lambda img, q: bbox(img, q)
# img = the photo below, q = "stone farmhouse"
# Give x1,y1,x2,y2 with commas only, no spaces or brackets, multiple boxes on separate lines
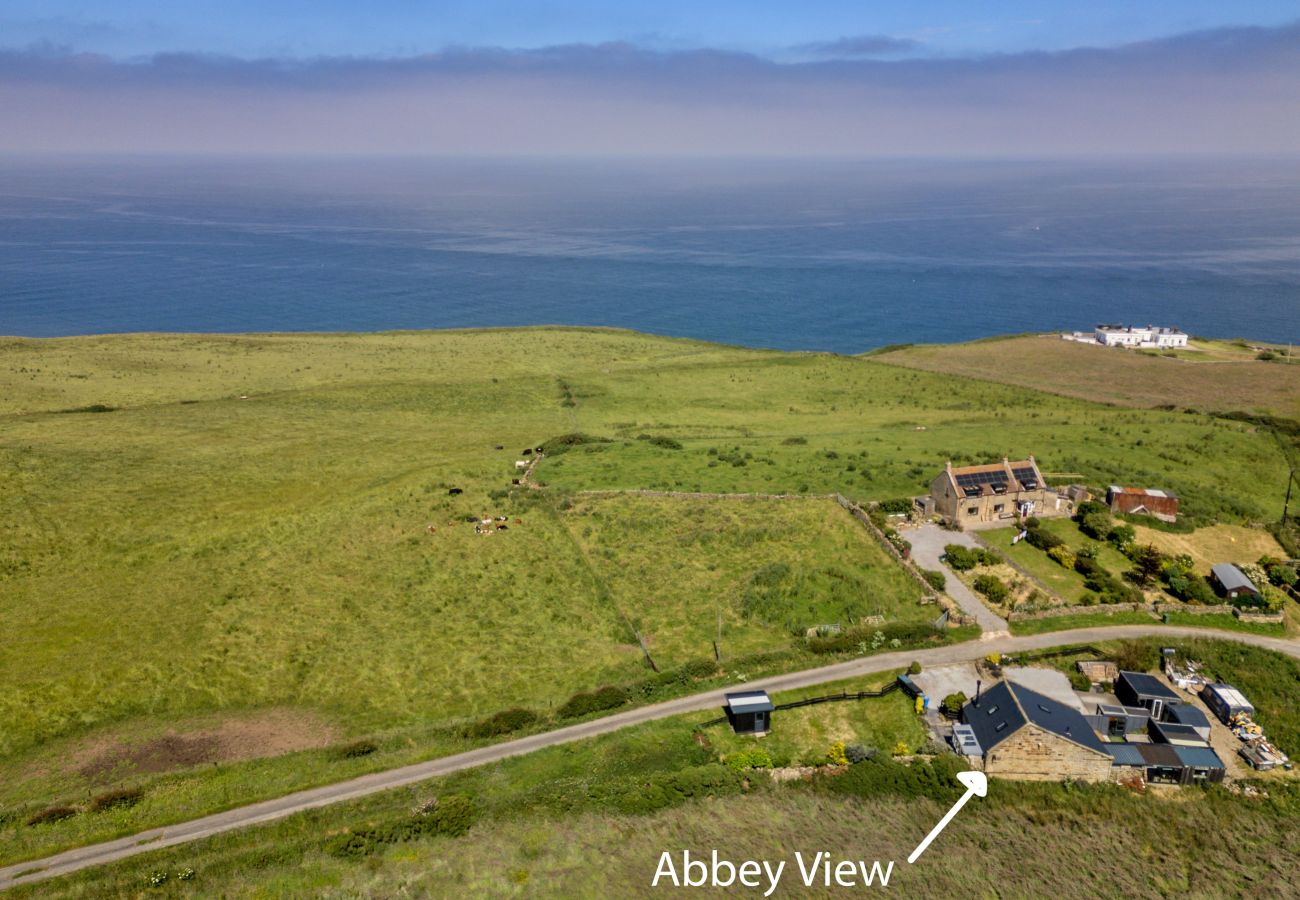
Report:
920,456,1066,527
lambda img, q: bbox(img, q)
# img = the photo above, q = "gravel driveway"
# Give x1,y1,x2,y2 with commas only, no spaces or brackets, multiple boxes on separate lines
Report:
906,522,1010,636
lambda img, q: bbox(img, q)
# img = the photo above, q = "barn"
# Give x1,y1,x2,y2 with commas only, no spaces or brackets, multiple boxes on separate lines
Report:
1210,564,1260,601
1106,486,1179,522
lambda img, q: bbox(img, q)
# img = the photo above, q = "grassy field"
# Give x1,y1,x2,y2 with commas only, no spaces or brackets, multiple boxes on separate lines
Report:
873,334,1300,418
10,639,1300,899
1132,523,1287,574
1,326,1295,878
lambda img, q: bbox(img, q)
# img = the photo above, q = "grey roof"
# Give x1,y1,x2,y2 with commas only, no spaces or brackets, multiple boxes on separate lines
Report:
1117,671,1180,702
1104,744,1147,767
1164,704,1210,729
1149,721,1208,745
1137,743,1183,767
1201,683,1253,713
725,690,773,713
963,681,1109,757
1211,563,1258,594
1171,745,1226,770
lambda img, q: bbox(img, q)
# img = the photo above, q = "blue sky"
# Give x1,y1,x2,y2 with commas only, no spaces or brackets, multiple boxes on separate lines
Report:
2,4,1298,156
4,1,1298,59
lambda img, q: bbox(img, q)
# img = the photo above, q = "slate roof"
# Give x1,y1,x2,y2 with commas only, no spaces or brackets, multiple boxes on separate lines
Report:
963,680,1109,757
1171,745,1226,770
1104,744,1147,767
1164,704,1210,730
1149,721,1208,746
1117,671,1181,702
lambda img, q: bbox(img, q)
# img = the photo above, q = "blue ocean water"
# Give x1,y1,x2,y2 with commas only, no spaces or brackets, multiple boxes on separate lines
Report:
1,157,1298,352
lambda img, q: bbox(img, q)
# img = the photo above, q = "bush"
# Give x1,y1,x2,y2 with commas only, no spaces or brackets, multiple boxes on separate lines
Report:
941,692,967,716
557,685,630,719
637,434,683,450
828,741,849,766
825,754,963,803
942,544,995,571
540,433,612,456
781,436,807,445
463,708,539,739
878,498,914,515
1047,544,1076,569
324,795,478,858
1026,527,1064,551
1107,524,1136,549
921,569,946,591
26,805,77,826
723,748,774,771
908,660,923,675
972,574,1009,604
845,743,877,764
89,787,143,813
334,740,378,760
1078,510,1113,540
1266,564,1297,588
1113,640,1160,674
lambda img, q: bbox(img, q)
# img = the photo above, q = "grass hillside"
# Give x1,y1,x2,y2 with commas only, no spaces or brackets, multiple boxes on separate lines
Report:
12,639,1300,899
1,327,1294,869
873,334,1300,419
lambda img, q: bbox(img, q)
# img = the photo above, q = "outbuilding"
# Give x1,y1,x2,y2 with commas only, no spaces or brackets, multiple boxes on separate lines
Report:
1106,486,1179,522
724,690,774,735
1210,564,1259,600
1138,743,1225,785
1149,721,1208,748
1163,703,1212,740
1115,672,1181,719
1200,683,1254,724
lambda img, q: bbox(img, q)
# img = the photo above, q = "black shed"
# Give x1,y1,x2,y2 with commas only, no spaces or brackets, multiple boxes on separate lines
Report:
1115,671,1181,718
724,690,774,735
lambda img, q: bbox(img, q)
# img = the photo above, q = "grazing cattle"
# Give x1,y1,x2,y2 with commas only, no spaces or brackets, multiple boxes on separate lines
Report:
522,448,533,456
498,524,509,530
494,445,504,450
534,446,544,453
512,478,520,485
448,487,463,495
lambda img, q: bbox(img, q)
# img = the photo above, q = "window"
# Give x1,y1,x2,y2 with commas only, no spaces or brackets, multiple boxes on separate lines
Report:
966,506,978,516
993,503,1005,513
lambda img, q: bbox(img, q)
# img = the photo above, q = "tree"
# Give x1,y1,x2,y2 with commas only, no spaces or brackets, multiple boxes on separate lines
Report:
941,692,967,716
1128,544,1165,586
1107,524,1136,549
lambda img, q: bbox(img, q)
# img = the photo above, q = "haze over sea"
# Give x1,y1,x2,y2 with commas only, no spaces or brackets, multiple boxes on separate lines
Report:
2,157,1298,352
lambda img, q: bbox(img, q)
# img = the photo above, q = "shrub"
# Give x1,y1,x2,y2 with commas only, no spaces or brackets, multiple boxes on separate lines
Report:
1113,640,1160,673
1107,524,1136,549
921,569,946,591
557,685,629,719
1078,510,1113,540
1026,527,1064,551
878,498,914,515
941,692,967,716
908,660,923,675
324,795,478,858
673,657,720,682
825,754,963,803
334,740,378,760
828,741,849,766
89,787,143,813
1266,564,1297,588
781,436,807,445
845,743,876,764
637,434,683,450
724,748,774,771
973,574,1009,604
26,805,77,826
539,433,612,456
942,544,994,571
463,707,539,739
1047,544,1076,569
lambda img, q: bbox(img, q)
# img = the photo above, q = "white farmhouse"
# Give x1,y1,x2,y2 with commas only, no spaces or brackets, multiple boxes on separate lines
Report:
1093,324,1188,349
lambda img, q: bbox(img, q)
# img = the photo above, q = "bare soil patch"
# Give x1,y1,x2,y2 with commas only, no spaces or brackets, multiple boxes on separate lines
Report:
71,709,339,782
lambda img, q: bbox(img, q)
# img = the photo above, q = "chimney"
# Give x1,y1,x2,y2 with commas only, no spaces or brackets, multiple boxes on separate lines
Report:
974,680,982,707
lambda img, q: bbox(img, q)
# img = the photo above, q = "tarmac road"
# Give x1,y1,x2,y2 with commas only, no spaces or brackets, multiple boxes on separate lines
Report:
2,624,1297,891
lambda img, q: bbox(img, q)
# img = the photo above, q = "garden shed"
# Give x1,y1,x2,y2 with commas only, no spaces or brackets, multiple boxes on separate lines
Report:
724,690,774,735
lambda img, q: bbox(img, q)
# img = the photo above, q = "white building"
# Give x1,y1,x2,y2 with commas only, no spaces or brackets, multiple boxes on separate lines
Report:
1093,324,1188,349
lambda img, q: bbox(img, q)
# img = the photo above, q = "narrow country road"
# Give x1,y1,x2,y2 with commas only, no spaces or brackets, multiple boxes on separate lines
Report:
906,522,1010,636
2,624,1297,891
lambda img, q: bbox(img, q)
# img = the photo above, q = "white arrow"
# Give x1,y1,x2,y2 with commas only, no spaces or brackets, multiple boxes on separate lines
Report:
907,770,987,864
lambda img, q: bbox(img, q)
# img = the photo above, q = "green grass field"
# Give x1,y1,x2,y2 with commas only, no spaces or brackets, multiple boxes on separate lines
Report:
10,639,1300,899
982,518,1136,606
1,327,1296,881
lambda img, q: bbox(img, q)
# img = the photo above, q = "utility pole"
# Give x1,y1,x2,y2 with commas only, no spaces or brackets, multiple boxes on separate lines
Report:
1284,466,1296,526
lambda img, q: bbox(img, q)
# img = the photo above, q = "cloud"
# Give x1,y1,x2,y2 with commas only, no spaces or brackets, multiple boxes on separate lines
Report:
791,34,918,58
0,23,1297,156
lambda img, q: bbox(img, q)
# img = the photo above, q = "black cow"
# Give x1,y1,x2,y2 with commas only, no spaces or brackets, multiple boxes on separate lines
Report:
448,487,463,495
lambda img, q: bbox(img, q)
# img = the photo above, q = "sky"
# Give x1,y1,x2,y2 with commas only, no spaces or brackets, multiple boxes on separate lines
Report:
2,2,1299,156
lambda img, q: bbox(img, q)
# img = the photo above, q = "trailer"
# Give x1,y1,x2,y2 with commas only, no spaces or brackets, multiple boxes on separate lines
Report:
1199,683,1254,725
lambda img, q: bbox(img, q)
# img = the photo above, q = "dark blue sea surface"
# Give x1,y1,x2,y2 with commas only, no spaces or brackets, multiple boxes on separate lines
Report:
1,157,1297,351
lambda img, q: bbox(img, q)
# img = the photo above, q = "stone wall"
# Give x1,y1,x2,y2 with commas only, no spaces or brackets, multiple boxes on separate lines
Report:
984,725,1113,782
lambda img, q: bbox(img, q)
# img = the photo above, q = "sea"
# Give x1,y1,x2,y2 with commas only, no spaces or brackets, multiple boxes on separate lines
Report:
2,156,1298,352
